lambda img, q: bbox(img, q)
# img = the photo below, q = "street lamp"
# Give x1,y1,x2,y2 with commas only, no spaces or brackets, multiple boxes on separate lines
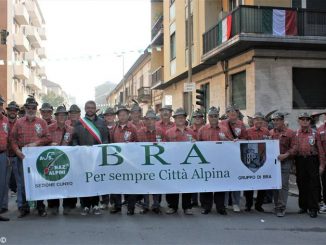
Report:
115,52,126,104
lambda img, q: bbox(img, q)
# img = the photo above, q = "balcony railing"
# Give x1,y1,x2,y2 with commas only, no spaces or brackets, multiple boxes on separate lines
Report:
14,4,29,25
13,64,30,80
151,15,163,45
151,66,164,88
13,33,30,52
203,5,326,55
137,87,151,102
27,73,42,90
24,26,42,48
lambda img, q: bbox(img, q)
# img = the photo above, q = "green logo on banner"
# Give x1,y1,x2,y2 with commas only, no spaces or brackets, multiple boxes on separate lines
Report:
36,149,70,181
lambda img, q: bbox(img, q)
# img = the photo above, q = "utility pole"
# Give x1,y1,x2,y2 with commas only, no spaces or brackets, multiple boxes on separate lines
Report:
186,0,193,115
117,53,126,104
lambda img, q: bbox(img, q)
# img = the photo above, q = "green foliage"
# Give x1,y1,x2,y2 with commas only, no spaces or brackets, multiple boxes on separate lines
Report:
41,91,64,107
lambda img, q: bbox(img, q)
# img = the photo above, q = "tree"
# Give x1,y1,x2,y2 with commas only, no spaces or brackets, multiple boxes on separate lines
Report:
41,91,65,107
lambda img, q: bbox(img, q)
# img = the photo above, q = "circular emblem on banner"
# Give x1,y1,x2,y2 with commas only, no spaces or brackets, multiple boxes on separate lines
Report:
36,149,70,181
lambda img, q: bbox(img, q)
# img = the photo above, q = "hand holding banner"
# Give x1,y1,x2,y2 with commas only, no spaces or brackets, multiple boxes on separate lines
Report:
23,140,281,201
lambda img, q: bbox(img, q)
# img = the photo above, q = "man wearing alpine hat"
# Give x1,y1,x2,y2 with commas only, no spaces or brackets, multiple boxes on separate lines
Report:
165,107,196,215
270,112,295,217
48,105,74,215
198,106,231,215
10,96,52,218
156,105,175,134
293,112,325,218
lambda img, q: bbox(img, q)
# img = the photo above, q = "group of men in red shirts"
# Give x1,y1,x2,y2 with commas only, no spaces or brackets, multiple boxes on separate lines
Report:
0,95,325,221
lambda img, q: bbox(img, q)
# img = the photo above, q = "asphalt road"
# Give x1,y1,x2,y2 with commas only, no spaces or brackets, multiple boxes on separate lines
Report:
0,194,325,245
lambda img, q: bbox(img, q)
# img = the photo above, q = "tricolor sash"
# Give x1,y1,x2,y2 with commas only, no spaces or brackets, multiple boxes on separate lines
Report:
79,117,102,144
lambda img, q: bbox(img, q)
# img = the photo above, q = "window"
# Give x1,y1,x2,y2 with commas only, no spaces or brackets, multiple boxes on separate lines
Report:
139,75,144,88
229,0,238,11
125,88,129,99
119,92,123,104
231,71,246,110
169,0,176,21
292,0,302,8
307,0,326,10
293,68,326,109
170,32,176,60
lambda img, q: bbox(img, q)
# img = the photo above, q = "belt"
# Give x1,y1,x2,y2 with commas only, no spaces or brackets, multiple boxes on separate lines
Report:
0,150,7,154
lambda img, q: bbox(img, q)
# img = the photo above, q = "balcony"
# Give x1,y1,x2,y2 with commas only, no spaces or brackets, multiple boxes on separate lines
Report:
137,87,151,103
202,6,326,62
24,51,41,68
151,66,164,89
37,66,46,77
26,73,42,90
37,47,46,59
151,15,163,46
14,4,29,25
13,33,29,52
25,0,43,27
38,27,46,40
13,64,30,80
24,26,42,48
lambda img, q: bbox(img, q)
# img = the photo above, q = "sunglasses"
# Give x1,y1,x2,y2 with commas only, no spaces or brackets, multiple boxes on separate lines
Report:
209,115,219,118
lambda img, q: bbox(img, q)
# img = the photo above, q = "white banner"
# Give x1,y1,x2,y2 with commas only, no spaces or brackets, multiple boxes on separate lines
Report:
23,140,281,201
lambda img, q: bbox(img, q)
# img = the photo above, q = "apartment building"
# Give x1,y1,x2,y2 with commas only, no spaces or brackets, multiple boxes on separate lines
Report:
0,0,47,105
151,0,326,127
41,79,70,107
106,48,152,113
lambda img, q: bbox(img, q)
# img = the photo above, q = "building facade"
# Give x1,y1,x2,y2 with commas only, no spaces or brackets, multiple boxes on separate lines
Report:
150,0,326,127
0,0,47,105
106,48,152,113
41,79,69,107
95,81,115,110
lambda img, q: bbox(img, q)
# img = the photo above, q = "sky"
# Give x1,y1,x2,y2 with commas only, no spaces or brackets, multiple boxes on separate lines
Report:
38,0,151,106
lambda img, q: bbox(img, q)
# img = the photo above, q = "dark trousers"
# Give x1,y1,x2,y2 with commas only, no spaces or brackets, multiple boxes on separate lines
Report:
296,156,320,211
36,200,45,210
81,196,99,208
9,169,17,192
110,194,136,210
166,193,192,210
200,192,225,211
47,198,77,208
244,190,266,209
110,194,121,208
101,195,110,205
48,199,60,208
63,198,77,208
191,193,199,205
126,194,137,210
